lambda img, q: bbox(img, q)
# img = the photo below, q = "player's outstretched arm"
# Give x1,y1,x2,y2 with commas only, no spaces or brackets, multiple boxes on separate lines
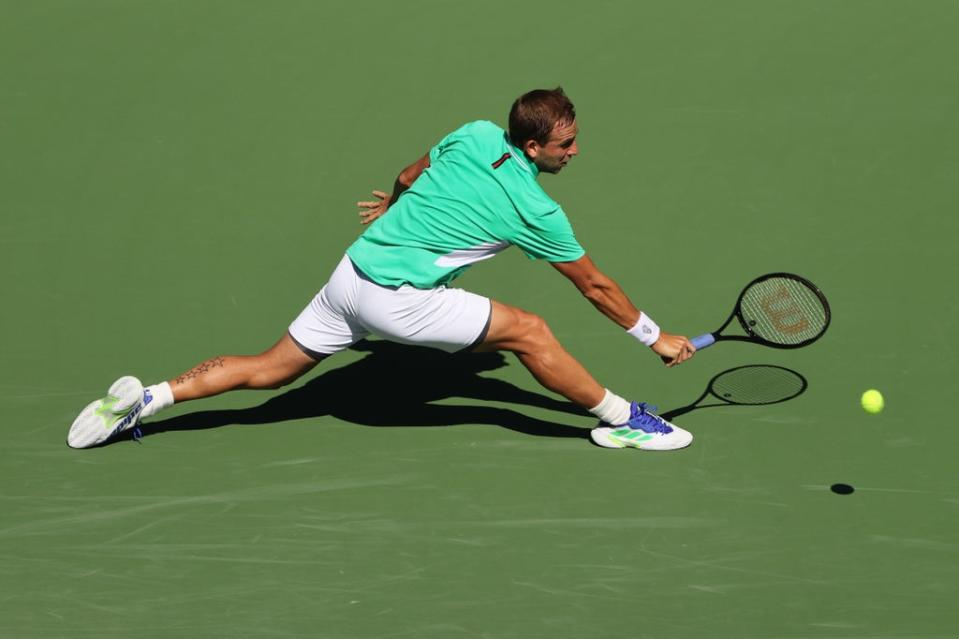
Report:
357,153,431,224
551,255,695,367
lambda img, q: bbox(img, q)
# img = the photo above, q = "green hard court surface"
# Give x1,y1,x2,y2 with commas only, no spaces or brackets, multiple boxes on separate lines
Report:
2,1,957,637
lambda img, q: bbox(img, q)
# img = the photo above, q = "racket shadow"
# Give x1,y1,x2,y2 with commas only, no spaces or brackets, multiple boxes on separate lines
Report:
660,364,808,422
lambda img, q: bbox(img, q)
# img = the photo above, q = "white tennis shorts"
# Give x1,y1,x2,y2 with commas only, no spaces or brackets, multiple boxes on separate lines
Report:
288,255,493,358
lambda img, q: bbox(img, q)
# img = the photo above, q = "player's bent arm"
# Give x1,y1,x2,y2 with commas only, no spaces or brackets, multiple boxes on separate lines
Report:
389,153,431,206
358,153,431,225
551,255,696,366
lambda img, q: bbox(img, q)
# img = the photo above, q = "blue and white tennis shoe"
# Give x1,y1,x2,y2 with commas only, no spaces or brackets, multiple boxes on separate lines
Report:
67,376,150,448
590,402,693,451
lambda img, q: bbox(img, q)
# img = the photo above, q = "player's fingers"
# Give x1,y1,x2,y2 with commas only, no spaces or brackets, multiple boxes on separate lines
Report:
673,341,692,363
372,190,389,199
357,201,377,208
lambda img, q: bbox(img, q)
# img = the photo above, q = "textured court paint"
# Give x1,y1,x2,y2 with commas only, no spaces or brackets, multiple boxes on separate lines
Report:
2,1,958,637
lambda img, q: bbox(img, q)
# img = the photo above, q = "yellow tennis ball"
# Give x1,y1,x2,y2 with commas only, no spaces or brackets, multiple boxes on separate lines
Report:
861,389,884,414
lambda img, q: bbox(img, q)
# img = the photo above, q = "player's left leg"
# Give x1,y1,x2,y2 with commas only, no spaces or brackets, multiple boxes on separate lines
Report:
477,300,693,451
472,300,604,408
345,273,691,450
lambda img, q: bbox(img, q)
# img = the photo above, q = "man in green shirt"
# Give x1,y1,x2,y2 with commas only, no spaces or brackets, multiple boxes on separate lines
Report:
67,88,697,451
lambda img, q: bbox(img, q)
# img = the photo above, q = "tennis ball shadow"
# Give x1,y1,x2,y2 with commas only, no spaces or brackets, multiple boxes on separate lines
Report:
122,339,591,444
830,483,855,495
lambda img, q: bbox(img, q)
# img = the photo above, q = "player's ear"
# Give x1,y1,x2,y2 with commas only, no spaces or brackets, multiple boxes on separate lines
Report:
523,139,540,159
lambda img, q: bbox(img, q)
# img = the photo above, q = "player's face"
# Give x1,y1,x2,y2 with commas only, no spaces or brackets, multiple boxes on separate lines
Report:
526,120,579,174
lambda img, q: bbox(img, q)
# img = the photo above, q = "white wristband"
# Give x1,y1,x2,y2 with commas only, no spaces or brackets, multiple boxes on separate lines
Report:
627,312,661,347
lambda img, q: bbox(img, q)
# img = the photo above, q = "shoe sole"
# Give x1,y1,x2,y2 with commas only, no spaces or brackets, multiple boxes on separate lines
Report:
590,426,693,451
67,376,144,449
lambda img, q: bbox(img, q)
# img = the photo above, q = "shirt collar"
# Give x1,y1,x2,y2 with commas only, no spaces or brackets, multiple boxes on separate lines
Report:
505,133,539,176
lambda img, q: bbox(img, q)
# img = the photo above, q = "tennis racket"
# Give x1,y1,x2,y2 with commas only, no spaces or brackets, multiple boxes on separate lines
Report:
662,364,808,420
691,273,830,350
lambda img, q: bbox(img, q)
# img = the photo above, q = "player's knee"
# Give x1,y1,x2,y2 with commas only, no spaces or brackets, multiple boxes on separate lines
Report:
517,311,556,349
244,339,318,389
248,367,301,390
260,377,288,391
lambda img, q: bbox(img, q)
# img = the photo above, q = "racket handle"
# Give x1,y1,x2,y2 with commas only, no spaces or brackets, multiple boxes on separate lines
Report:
691,333,716,350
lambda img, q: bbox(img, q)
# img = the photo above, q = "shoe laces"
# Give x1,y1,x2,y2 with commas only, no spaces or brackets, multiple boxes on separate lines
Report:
626,402,673,434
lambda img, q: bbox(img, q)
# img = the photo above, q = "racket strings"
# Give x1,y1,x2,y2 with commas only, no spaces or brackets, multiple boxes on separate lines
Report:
710,365,806,405
739,277,828,346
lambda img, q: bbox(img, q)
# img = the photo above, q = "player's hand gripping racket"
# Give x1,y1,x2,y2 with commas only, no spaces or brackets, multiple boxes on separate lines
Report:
692,273,830,350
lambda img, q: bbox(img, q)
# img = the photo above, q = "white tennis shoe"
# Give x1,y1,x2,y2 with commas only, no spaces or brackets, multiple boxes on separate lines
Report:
590,402,693,451
67,376,149,449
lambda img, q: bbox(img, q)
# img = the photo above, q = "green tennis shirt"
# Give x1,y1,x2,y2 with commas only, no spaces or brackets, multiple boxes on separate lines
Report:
346,120,585,289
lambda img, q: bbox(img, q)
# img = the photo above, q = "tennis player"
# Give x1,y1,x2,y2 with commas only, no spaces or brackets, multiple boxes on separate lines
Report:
67,88,697,451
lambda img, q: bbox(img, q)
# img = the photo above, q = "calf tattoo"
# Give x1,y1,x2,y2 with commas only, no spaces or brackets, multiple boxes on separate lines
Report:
174,356,225,385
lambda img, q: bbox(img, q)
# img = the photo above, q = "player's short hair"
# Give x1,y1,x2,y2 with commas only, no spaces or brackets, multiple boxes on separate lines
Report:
508,87,576,147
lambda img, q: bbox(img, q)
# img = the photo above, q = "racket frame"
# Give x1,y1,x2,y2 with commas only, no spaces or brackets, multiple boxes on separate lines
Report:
696,272,831,349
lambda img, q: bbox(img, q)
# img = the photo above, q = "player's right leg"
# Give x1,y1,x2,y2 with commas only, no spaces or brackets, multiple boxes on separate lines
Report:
476,300,693,451
166,333,322,403
67,256,369,449
67,334,323,449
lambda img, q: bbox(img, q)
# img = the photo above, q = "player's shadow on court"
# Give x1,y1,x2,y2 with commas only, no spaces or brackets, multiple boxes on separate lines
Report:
130,339,591,442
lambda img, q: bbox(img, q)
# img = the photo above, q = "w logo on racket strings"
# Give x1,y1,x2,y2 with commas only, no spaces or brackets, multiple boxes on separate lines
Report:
691,272,829,351
758,285,809,335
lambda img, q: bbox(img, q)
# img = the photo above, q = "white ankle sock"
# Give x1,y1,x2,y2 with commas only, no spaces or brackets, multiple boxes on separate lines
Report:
589,389,632,426
142,382,174,419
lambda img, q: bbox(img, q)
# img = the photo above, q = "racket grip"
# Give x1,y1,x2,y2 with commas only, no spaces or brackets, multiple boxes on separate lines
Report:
691,334,716,350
